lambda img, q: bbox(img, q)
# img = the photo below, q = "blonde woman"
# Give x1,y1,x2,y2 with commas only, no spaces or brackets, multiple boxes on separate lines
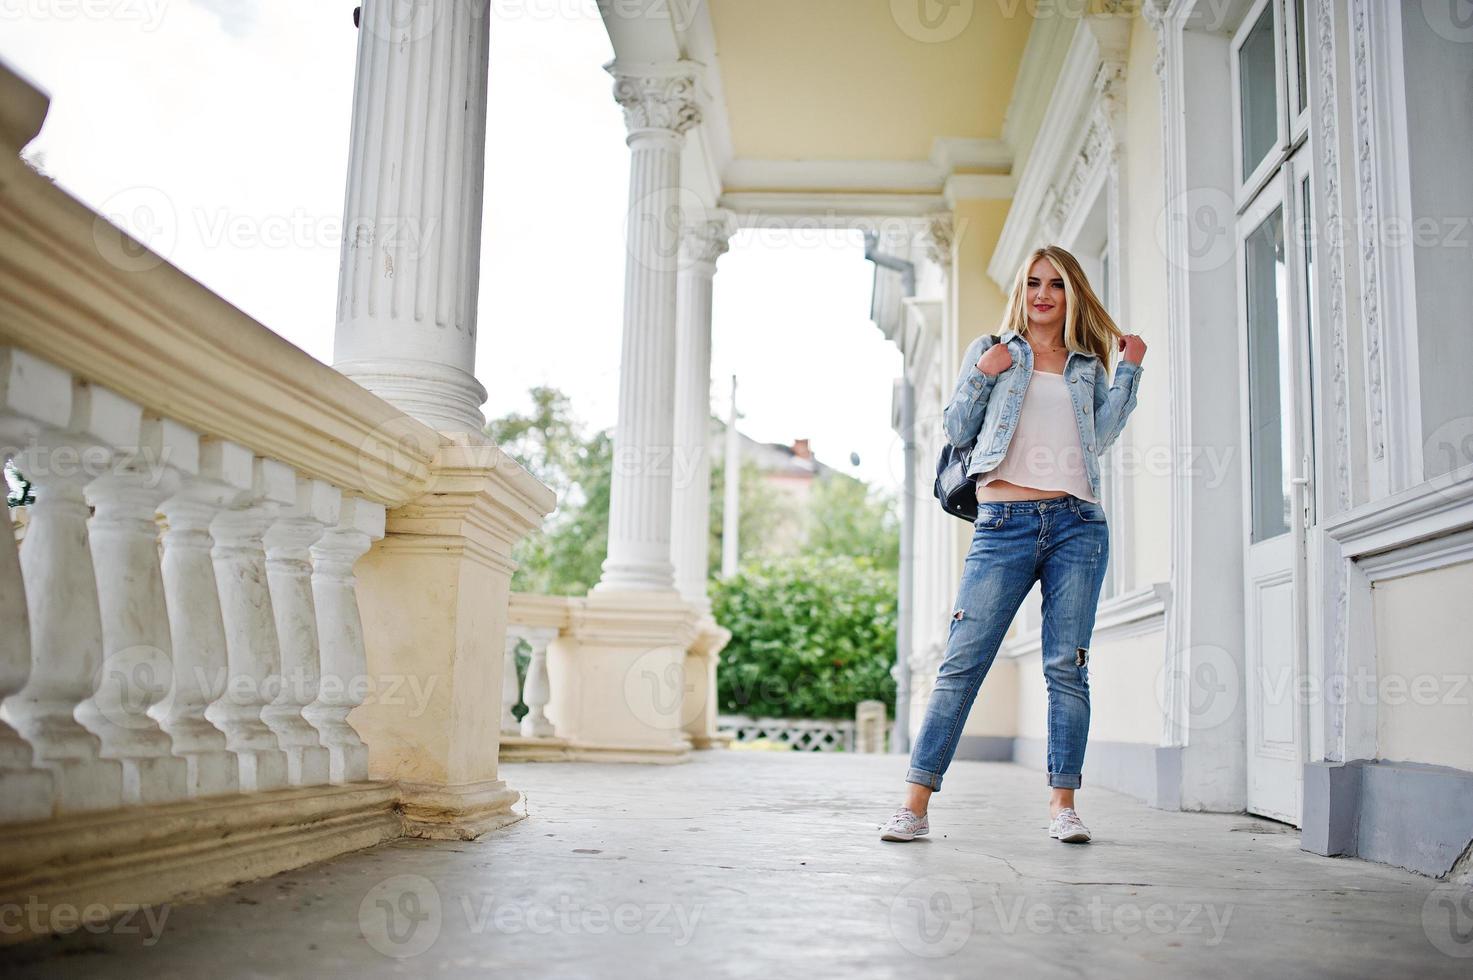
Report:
881,245,1147,845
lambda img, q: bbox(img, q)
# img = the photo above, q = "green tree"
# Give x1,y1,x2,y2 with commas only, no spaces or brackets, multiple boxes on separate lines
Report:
802,473,899,573
710,555,897,719
707,456,801,578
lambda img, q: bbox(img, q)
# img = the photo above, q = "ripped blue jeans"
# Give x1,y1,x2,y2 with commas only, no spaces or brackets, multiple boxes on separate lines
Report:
906,494,1109,791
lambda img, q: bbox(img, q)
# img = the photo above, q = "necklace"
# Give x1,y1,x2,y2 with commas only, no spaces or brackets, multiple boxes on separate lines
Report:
1028,337,1065,353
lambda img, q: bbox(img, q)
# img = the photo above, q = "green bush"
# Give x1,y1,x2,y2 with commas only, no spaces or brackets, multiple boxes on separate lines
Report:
711,555,896,720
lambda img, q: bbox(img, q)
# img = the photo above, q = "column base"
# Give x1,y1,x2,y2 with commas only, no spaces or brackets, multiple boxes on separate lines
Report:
398,778,524,840
547,590,704,756
683,614,731,749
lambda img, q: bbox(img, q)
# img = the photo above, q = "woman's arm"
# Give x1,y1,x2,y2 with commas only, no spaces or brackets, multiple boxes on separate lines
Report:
943,334,1001,448
1093,339,1146,451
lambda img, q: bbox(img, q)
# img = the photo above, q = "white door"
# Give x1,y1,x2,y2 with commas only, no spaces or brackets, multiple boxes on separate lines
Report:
1237,163,1315,826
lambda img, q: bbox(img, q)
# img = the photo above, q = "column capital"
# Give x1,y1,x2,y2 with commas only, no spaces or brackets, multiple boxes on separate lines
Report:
606,60,703,138
679,210,736,271
923,212,954,274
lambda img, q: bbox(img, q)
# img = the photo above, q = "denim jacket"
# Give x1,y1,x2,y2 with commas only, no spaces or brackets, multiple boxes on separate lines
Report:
942,329,1144,502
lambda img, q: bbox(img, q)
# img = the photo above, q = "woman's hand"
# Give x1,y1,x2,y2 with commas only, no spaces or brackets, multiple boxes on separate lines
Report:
977,341,1013,377
1119,334,1147,365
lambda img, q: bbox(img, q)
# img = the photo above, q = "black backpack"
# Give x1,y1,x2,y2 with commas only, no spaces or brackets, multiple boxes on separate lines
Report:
933,334,999,523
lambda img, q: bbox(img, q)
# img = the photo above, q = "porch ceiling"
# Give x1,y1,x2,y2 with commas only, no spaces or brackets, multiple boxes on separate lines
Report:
706,0,1035,164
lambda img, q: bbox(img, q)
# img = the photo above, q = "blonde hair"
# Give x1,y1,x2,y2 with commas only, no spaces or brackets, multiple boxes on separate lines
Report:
1000,245,1122,371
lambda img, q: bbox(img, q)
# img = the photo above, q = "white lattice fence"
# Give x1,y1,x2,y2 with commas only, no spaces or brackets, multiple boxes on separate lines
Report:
717,714,857,752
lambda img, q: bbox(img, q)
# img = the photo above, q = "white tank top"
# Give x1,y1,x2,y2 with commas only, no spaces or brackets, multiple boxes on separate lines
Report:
976,371,1099,503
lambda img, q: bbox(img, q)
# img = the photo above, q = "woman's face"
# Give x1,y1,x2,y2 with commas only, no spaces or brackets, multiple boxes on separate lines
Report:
1025,256,1067,331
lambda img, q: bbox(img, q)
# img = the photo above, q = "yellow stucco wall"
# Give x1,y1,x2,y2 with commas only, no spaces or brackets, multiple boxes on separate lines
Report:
707,0,1033,160
1373,559,1473,772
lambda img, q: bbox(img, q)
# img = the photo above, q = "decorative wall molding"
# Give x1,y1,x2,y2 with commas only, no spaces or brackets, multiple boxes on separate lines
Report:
989,19,1114,289
607,61,703,136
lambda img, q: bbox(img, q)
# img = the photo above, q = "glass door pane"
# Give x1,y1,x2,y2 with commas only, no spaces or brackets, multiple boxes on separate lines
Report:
1239,3,1279,179
1293,0,1309,116
1245,205,1292,543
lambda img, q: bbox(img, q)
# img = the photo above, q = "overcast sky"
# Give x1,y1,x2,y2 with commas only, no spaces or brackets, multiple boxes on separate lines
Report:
0,0,904,490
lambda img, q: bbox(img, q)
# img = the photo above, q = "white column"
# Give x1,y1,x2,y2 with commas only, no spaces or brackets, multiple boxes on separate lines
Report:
331,0,492,436
208,458,295,792
78,414,189,804
304,497,385,784
156,439,254,798
670,212,733,607
595,62,702,593
263,477,340,787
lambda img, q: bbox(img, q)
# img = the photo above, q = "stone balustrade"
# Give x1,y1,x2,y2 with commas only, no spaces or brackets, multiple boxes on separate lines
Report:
0,60,555,943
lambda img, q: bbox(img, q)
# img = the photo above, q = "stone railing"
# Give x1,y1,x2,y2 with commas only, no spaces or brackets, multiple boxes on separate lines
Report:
499,592,733,763
0,62,554,942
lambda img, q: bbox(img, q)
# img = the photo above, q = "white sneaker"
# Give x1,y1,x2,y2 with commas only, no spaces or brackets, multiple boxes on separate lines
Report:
880,806,929,842
1048,807,1091,843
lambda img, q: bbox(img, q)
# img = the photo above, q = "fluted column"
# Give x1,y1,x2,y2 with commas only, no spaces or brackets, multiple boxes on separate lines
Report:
670,213,733,608
208,458,295,792
595,61,702,593
263,478,340,787
303,497,384,784
156,438,254,798
78,415,189,804
332,0,492,436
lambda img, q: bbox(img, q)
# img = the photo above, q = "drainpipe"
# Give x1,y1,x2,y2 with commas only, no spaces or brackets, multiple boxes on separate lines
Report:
863,233,915,755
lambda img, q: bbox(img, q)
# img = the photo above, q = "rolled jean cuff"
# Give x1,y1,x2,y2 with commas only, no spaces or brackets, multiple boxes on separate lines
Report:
906,767,943,791
1048,772,1082,789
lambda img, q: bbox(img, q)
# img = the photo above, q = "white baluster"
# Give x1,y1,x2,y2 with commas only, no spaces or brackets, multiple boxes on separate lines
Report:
501,632,523,736
208,458,294,792
303,497,384,784
0,348,64,820
1,376,125,812
78,412,188,804
520,630,556,739
263,477,339,786
155,437,252,798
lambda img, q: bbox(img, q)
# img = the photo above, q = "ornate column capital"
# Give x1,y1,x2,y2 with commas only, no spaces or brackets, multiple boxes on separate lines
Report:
607,60,703,138
679,210,736,272
923,213,955,274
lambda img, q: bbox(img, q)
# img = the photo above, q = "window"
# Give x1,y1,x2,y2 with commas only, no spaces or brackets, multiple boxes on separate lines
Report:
1232,0,1317,543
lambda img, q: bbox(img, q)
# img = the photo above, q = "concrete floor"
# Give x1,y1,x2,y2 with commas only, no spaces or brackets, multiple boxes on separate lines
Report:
2,751,1469,979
